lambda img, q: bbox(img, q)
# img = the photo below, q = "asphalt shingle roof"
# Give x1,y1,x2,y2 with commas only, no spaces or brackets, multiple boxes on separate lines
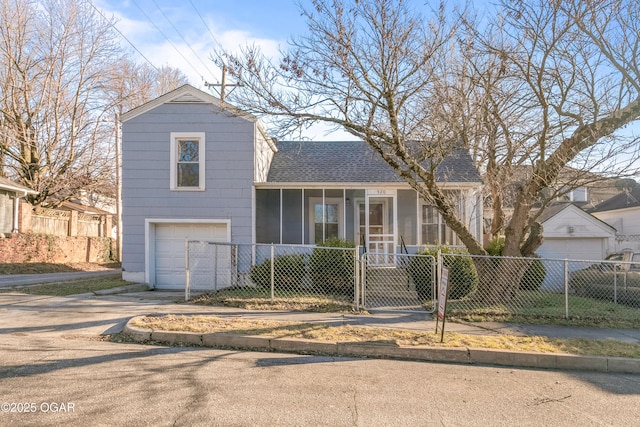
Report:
589,187,640,213
267,140,481,184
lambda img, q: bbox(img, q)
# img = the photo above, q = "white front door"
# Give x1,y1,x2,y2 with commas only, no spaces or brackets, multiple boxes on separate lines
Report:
357,191,396,265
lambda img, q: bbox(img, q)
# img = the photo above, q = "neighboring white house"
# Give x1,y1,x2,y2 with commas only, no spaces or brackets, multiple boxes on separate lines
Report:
0,177,37,236
535,202,617,291
537,203,617,261
590,187,640,252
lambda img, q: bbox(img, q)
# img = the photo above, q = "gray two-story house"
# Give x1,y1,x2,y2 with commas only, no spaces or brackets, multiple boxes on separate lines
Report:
121,85,483,289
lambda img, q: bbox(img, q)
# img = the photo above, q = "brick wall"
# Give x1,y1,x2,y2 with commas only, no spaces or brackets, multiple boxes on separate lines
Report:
0,233,115,263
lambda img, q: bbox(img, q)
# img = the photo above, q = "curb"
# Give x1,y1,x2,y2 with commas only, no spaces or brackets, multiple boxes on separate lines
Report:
122,317,640,374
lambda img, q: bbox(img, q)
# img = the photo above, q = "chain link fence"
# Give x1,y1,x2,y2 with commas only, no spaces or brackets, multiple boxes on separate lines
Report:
186,241,359,306
442,254,640,319
186,242,640,321
361,252,436,312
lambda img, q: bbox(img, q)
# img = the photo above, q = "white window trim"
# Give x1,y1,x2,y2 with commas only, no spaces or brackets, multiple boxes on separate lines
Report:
170,132,206,191
309,197,344,244
418,190,460,246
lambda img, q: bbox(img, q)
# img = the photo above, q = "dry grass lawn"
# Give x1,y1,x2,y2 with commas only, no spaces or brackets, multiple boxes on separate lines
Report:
131,314,640,359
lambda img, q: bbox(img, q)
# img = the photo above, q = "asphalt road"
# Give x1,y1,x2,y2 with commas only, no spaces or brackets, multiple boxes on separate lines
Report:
0,292,639,426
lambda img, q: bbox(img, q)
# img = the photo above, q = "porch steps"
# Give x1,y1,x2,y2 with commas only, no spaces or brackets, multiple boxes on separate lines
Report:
365,267,420,300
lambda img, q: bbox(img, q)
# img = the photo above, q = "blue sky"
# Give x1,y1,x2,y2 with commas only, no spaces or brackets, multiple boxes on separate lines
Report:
95,0,639,152
96,0,312,88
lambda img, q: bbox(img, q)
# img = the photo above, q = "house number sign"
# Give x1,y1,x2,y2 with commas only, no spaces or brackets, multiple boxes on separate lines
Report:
367,189,394,196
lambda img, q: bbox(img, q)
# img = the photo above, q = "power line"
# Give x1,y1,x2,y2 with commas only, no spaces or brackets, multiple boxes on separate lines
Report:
187,1,243,98
188,0,224,51
149,0,217,79
88,0,160,72
130,0,205,81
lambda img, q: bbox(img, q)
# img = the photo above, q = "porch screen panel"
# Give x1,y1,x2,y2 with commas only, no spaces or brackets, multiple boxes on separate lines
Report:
282,189,302,244
255,189,281,243
397,190,417,246
304,190,321,245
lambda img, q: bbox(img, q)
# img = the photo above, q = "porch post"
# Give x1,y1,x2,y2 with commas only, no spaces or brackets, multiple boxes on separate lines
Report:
322,188,326,242
279,188,283,244
343,189,346,240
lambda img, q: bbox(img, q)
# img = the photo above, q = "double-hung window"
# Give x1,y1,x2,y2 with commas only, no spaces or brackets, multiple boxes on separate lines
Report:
309,197,343,244
420,191,463,246
170,132,205,191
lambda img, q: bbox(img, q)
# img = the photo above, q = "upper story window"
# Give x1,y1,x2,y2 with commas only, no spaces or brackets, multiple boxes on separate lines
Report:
170,132,205,191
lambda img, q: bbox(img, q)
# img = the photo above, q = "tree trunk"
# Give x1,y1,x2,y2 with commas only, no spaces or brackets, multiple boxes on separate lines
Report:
472,256,531,305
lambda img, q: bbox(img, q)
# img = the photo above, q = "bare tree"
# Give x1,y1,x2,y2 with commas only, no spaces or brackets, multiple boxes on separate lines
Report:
107,60,189,115
481,0,640,257
0,0,124,205
216,0,640,263
218,0,486,254
0,0,190,207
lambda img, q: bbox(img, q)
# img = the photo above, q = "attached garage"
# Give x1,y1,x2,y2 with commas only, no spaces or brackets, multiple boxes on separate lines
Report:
148,220,230,290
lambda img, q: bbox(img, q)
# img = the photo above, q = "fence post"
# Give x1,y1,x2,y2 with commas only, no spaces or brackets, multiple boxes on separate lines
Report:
354,247,360,311
436,250,442,300
69,210,78,236
233,244,238,286
613,264,618,304
214,244,218,291
185,239,190,302
564,259,569,318
270,243,275,302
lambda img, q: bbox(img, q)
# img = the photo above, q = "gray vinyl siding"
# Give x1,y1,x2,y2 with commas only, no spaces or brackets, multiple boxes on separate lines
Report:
121,102,256,274
398,190,417,246
282,189,303,244
255,189,280,243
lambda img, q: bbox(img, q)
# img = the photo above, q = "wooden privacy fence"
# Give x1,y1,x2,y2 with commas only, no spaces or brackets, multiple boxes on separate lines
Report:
27,206,112,238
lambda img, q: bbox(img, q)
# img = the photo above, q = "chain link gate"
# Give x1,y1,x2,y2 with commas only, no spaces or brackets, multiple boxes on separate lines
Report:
359,252,436,312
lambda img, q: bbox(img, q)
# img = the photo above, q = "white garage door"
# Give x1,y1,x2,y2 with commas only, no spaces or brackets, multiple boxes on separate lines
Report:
154,223,229,289
537,238,606,261
537,238,606,292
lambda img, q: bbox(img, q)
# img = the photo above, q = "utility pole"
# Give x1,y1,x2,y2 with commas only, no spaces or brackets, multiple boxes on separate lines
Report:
205,65,242,101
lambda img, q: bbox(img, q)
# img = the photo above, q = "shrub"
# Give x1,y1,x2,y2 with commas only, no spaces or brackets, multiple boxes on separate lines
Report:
408,246,478,301
310,238,356,296
249,254,306,288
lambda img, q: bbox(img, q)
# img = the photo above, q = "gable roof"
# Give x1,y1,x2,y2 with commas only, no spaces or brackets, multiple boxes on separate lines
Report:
589,187,640,213
120,84,249,122
120,84,273,147
0,177,37,195
538,202,616,232
266,140,482,184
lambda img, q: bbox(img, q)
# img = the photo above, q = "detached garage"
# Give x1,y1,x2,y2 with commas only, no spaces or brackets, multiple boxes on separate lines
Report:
537,203,616,260
148,220,230,290
536,203,616,291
